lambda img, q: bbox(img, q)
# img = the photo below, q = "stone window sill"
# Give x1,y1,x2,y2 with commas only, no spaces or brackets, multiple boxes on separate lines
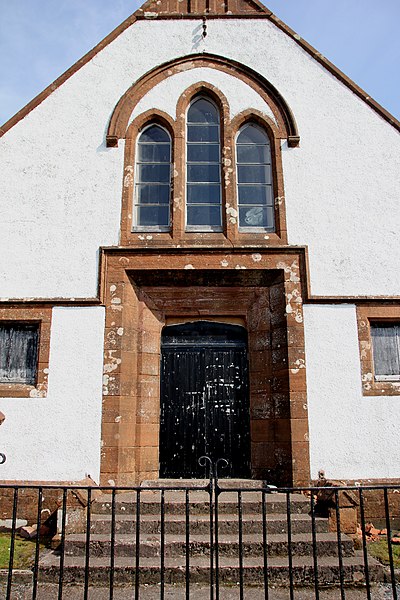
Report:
0,383,44,398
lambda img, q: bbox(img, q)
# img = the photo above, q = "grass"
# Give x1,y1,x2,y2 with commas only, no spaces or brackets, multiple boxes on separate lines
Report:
368,538,400,568
0,533,46,569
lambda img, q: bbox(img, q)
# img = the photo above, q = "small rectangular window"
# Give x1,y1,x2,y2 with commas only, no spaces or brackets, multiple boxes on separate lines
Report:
371,323,400,380
0,323,39,385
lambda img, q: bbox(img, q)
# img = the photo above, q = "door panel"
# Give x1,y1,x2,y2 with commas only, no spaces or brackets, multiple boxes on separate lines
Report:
160,322,251,478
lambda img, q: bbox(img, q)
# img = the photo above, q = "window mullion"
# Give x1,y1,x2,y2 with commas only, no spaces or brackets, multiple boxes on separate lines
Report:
396,326,400,370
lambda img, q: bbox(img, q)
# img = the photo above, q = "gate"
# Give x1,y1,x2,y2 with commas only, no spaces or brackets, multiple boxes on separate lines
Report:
159,321,251,478
0,469,398,599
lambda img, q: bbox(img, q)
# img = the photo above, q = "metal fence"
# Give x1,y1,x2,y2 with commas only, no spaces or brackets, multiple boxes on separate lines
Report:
0,463,399,599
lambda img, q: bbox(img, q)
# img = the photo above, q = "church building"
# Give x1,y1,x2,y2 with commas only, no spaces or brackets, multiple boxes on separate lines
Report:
0,0,399,488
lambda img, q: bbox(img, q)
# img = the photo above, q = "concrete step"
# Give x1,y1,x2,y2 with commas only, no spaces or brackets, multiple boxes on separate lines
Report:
90,512,329,536
141,479,270,489
93,491,310,516
3,582,393,599
64,532,354,558
38,552,388,586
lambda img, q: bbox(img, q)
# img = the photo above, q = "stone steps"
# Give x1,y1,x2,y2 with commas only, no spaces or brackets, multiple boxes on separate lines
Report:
93,491,311,516
38,553,387,586
64,532,353,558
90,512,329,535
37,485,388,588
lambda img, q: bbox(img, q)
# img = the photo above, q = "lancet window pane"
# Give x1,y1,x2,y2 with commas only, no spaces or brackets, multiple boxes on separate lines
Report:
236,123,275,230
134,124,171,230
186,97,222,230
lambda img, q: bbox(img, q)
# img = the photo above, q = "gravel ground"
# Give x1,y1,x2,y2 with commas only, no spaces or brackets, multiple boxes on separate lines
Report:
1,582,400,600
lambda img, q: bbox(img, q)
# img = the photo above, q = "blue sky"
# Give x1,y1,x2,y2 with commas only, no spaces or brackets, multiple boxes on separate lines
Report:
0,0,399,125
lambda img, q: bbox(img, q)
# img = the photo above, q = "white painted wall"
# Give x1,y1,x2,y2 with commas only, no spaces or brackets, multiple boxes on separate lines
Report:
0,307,104,482
0,17,399,481
1,18,399,298
304,304,400,480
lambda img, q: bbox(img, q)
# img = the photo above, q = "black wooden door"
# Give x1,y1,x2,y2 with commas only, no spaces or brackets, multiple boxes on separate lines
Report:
160,322,251,478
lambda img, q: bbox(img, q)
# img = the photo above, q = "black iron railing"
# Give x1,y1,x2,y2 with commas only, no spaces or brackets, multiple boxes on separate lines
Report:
0,464,399,599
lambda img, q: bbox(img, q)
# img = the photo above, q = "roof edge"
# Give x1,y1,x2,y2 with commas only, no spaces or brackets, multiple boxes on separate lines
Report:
0,9,399,139
268,14,400,132
134,0,272,16
0,12,138,138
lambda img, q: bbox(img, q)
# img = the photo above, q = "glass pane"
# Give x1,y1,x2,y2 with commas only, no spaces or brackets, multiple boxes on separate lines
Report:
188,98,219,124
237,124,270,145
137,205,170,227
140,125,170,143
237,144,271,164
187,184,221,204
138,143,170,163
238,165,271,184
188,125,219,143
187,204,222,227
0,324,38,384
138,164,170,183
188,164,220,183
371,325,400,376
239,205,274,228
135,184,170,205
187,144,220,163
238,185,273,205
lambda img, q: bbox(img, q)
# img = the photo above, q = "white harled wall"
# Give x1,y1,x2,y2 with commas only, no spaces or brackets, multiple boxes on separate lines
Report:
1,18,399,299
0,308,105,482
0,16,399,481
303,304,400,480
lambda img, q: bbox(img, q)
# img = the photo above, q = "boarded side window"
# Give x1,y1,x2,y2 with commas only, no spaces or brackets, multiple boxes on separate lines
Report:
0,323,39,385
371,323,400,380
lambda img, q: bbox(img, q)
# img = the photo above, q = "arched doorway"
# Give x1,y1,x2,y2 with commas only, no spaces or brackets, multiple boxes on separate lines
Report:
159,321,251,478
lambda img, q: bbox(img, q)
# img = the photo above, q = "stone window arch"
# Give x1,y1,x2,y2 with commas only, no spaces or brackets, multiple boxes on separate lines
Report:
230,109,287,242
116,57,296,246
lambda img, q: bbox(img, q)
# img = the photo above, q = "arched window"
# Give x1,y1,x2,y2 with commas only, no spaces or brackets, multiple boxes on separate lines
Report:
186,97,222,231
134,124,171,230
236,123,275,231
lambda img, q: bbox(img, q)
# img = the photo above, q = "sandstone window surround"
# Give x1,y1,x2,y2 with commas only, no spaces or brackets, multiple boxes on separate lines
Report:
356,305,400,396
120,82,288,246
0,307,51,398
